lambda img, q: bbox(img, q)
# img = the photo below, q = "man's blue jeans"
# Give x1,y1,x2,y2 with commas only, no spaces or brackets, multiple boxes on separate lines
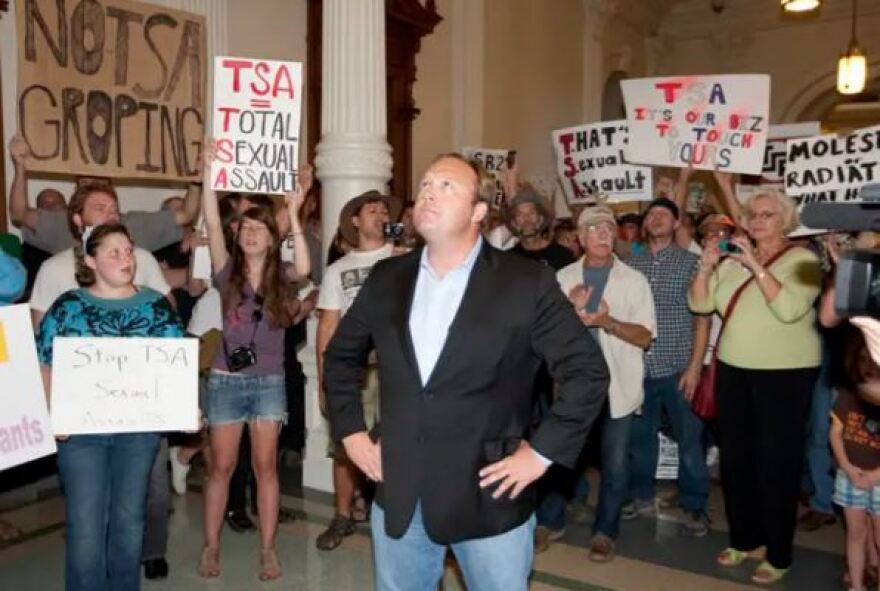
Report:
371,501,535,591
57,433,160,591
593,413,634,538
628,374,709,513
804,345,835,514
535,411,632,538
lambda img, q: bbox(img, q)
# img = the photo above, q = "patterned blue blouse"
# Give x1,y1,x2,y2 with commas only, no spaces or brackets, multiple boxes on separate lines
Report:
37,288,184,365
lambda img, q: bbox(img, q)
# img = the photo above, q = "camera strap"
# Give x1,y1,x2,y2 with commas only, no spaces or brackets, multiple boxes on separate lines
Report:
222,296,264,371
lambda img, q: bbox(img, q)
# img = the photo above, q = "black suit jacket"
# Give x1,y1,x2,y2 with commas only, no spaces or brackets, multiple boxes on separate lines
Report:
324,242,609,544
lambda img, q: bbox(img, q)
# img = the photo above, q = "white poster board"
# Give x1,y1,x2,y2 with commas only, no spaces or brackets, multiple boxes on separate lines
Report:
761,122,822,183
0,305,56,471
462,147,514,208
552,120,652,204
210,57,303,194
622,74,770,174
50,337,199,435
784,125,880,202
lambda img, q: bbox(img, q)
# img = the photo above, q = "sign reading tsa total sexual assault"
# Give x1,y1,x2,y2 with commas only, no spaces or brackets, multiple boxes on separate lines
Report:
784,125,880,206
0,305,56,471
621,75,770,174
552,120,652,204
50,337,199,435
462,147,513,207
211,57,303,194
16,0,206,181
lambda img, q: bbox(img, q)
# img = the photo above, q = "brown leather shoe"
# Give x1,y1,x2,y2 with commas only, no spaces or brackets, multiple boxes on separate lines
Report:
533,526,565,554
588,534,615,563
797,510,835,532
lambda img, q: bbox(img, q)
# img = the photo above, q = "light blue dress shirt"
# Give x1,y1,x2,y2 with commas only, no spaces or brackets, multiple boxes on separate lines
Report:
408,237,483,386
407,237,552,467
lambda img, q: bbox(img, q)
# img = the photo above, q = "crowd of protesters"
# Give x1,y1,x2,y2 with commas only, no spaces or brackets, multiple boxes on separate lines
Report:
3,131,880,591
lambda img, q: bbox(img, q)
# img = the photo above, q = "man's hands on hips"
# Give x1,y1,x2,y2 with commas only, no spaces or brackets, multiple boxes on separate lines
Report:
342,431,383,482
478,441,549,500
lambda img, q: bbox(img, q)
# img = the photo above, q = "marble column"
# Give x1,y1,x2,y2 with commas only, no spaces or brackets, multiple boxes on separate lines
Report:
304,0,393,493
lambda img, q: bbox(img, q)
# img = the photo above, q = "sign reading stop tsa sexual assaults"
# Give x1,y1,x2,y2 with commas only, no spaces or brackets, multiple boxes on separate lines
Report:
621,75,770,175
211,57,303,195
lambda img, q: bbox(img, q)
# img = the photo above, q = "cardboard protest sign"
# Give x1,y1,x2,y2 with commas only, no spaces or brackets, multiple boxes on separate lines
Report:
211,57,303,194
622,75,770,174
16,0,206,181
762,123,822,183
462,147,513,208
552,120,652,204
50,337,199,435
784,125,880,208
0,305,56,471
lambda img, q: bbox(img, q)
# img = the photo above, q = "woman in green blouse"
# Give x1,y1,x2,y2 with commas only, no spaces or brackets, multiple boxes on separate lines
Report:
689,189,822,585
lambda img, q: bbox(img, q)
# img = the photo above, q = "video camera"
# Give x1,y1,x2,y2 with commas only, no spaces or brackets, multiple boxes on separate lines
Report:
802,183,880,316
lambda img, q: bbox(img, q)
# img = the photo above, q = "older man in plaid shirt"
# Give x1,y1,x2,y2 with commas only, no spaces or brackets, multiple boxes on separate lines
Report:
624,197,711,537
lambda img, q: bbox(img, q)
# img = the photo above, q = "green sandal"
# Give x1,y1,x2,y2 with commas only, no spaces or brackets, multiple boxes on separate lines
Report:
716,548,748,567
717,546,766,567
751,561,788,585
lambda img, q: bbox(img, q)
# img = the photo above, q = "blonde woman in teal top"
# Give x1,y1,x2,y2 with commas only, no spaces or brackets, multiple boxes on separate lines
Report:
689,189,822,585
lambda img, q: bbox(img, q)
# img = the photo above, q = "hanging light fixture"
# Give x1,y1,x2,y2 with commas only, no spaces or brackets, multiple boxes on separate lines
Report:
781,0,820,12
837,0,867,95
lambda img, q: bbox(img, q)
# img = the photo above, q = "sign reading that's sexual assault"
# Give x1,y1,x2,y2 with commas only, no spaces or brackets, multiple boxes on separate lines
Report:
552,120,652,204
211,57,303,195
621,75,770,174
50,337,199,435
16,0,206,181
784,125,880,204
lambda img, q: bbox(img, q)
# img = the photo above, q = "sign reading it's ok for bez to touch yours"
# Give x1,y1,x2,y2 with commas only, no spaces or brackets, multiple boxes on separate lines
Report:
621,74,770,175
210,57,303,195
16,0,206,182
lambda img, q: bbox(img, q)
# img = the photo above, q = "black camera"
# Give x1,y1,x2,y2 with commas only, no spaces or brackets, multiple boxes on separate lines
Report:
383,222,405,240
802,183,880,316
226,345,257,372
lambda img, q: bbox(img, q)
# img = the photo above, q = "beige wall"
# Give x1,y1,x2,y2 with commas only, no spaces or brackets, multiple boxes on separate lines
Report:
412,0,454,195
483,0,583,178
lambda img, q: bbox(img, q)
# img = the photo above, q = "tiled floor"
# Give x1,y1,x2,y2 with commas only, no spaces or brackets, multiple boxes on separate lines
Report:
0,467,848,590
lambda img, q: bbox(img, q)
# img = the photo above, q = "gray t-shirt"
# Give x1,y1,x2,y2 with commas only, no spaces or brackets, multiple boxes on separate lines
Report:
26,209,182,254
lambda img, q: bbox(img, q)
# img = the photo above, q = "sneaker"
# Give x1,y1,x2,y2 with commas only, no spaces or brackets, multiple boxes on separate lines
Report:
621,499,655,520
225,509,256,533
588,534,615,562
797,510,835,532
657,493,680,510
316,515,356,551
679,511,710,537
533,525,565,554
168,446,191,495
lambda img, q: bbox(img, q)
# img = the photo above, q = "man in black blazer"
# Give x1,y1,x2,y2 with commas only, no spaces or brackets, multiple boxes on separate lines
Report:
324,154,609,590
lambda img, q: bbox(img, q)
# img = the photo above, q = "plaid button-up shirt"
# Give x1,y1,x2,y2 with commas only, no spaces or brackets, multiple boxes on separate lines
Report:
628,244,699,379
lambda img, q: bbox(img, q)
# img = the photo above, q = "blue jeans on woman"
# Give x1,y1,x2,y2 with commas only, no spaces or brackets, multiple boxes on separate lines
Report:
628,374,709,514
57,433,160,591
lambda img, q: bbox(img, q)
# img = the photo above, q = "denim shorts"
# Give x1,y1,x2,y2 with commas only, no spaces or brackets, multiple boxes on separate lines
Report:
205,371,287,426
833,469,880,514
